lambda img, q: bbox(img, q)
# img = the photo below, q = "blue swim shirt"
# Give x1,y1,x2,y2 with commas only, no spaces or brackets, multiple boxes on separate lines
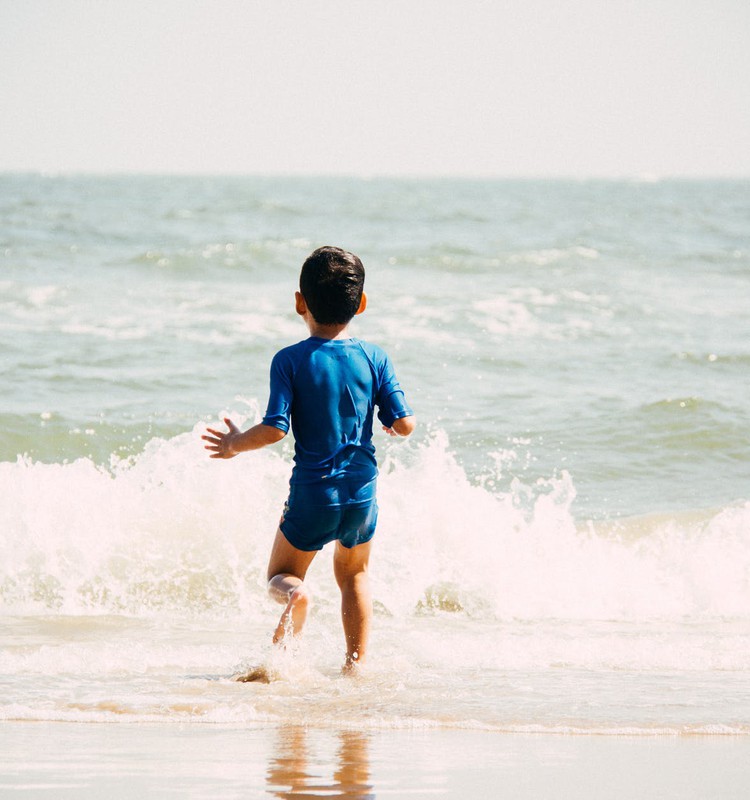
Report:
262,337,413,507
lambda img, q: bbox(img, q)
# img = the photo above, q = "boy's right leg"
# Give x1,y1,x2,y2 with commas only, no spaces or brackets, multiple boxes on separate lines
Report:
266,528,317,644
333,539,373,671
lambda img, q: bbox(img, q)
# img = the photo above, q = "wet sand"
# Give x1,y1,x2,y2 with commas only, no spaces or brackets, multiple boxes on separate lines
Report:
1,722,749,799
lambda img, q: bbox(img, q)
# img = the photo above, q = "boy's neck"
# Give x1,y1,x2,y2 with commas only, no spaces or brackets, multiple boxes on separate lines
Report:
306,320,353,340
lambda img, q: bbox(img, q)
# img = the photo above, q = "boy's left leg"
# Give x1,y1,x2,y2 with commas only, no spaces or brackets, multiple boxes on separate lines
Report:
267,528,317,644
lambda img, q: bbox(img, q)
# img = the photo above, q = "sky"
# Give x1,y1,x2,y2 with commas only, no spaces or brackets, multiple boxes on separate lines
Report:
1,0,749,177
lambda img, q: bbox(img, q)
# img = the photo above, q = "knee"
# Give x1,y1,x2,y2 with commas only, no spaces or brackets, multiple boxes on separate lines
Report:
267,576,312,608
290,583,312,611
335,569,368,595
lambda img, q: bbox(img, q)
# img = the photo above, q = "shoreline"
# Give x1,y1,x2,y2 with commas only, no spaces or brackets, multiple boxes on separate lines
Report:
3,718,750,737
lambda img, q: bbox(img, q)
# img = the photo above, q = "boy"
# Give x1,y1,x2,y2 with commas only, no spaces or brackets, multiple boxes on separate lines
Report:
202,246,415,672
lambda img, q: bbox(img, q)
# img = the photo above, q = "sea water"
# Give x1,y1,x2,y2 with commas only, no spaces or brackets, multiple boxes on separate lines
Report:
1,174,749,736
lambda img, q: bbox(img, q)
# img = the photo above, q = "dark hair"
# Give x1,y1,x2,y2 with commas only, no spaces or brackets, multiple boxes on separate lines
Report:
299,246,365,325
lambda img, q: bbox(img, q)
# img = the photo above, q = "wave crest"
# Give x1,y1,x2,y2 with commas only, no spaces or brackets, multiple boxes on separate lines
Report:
1,429,748,620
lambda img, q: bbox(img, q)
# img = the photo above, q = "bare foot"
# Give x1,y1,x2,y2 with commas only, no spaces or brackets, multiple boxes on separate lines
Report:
341,652,367,676
232,665,272,683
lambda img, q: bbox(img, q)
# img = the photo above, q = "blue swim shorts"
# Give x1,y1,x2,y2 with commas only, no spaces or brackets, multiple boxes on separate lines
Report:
279,499,378,552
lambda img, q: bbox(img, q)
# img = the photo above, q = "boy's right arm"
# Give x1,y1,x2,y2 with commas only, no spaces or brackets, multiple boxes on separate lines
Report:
202,417,286,459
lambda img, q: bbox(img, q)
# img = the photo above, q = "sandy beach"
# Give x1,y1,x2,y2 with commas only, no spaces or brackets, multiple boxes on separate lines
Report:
2,722,749,799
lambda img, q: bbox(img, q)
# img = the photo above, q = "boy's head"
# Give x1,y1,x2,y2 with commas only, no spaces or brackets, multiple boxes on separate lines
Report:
299,246,365,325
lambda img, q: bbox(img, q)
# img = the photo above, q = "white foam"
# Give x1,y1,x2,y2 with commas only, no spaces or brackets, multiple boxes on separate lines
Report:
2,427,749,624
507,246,600,266
470,286,612,340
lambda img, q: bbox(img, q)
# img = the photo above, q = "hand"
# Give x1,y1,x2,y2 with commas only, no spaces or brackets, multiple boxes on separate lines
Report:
382,425,398,437
202,417,241,458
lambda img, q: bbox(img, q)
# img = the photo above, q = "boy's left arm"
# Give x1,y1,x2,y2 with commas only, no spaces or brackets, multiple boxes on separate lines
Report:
203,417,285,459
382,415,416,437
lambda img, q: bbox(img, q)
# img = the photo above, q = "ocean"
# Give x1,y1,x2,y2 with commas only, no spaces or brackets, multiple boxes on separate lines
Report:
1,173,749,794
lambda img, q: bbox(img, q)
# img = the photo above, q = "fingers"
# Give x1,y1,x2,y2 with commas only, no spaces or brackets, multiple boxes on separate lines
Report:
202,417,240,459
205,444,233,458
202,429,225,455
204,419,237,439
203,422,232,445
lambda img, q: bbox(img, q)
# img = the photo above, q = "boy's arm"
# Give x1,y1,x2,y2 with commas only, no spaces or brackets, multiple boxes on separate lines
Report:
374,348,414,437
382,415,416,437
203,417,286,459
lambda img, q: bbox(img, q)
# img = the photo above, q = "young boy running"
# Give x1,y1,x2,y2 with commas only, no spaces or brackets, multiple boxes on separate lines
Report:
202,246,415,672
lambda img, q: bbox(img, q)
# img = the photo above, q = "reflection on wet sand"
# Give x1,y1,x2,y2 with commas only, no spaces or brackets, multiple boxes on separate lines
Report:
267,726,375,799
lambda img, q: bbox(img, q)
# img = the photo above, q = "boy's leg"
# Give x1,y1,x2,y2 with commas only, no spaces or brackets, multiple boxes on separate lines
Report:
333,539,373,670
267,528,317,644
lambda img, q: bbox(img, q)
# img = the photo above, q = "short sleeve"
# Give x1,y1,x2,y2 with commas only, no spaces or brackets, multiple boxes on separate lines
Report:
375,353,413,428
261,351,294,433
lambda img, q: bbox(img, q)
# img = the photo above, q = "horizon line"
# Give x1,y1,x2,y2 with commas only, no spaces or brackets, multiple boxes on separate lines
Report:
1,168,748,182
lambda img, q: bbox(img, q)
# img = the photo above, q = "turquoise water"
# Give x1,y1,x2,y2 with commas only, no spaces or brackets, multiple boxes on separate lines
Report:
1,174,749,734
3,175,748,516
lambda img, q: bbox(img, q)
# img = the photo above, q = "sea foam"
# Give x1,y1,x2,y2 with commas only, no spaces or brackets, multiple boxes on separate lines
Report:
2,426,748,622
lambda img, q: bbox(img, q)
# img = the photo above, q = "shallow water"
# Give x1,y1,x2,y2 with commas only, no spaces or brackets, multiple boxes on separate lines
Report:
1,174,749,738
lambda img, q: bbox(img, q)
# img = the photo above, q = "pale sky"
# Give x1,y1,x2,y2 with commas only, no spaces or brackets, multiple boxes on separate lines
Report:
1,0,749,177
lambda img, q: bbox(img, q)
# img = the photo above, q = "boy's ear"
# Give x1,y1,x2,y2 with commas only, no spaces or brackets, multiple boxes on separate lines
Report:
295,291,307,316
355,292,367,316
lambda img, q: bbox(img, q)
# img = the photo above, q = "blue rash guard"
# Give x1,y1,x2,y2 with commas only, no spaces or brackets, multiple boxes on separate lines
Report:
262,336,413,511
